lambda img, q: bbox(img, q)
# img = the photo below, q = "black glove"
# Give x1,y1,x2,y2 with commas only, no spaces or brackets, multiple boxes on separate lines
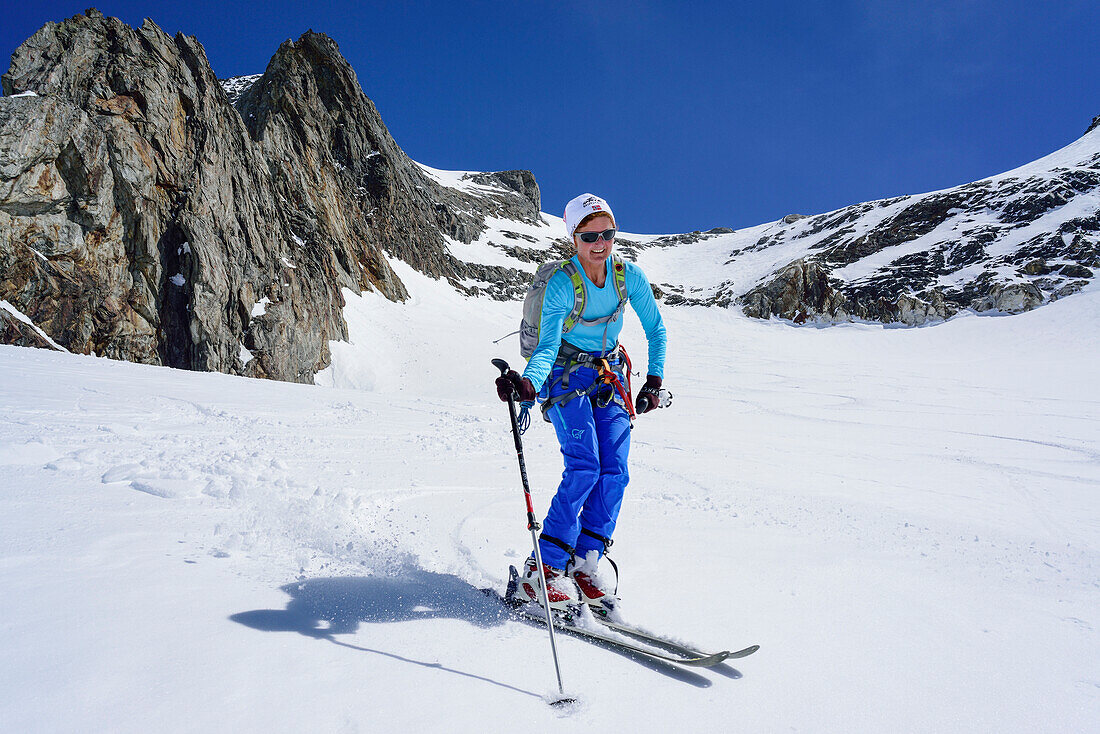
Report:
496,370,537,402
635,375,663,414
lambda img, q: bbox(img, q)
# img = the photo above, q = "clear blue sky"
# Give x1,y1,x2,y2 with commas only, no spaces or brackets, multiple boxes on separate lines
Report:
4,1,1098,234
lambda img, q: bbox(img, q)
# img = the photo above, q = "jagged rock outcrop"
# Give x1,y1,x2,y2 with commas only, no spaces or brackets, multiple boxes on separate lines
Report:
0,10,541,381
971,282,1045,314
233,31,539,290
740,259,849,323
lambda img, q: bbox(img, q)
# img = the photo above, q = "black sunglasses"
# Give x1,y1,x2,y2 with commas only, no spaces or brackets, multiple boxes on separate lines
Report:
576,228,617,244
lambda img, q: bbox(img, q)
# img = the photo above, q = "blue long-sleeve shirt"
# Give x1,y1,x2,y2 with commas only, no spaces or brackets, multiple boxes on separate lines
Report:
523,255,667,391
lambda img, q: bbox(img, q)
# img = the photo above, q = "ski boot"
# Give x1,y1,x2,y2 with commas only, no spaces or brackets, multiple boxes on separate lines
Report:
570,550,620,619
517,557,582,617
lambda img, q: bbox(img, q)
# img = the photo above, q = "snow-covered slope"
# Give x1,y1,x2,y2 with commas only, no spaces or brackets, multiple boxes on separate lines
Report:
3,258,1098,731
634,123,1100,324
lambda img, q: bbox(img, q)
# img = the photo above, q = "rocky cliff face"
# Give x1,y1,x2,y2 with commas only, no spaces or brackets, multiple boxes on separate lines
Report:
0,10,541,381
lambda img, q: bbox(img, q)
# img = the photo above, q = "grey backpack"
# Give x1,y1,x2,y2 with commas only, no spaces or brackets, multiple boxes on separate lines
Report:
519,254,628,359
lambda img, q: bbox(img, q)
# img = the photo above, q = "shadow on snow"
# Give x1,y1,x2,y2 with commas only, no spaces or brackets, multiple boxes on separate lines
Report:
230,569,726,695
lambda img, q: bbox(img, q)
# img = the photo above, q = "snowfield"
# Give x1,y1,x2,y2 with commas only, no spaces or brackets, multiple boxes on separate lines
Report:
1,263,1098,732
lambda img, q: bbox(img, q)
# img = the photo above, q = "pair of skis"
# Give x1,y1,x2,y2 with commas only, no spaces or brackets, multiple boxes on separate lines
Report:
492,565,759,668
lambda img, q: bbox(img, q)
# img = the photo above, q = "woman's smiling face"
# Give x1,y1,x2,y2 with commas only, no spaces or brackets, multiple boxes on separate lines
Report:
574,213,616,273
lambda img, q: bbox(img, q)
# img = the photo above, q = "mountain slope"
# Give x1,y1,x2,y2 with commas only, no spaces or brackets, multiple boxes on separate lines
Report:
637,123,1100,324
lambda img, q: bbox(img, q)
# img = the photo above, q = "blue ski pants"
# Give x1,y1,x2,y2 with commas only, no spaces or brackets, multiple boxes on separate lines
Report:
537,361,631,570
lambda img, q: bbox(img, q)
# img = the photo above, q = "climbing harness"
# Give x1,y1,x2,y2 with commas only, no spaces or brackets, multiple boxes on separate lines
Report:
538,341,636,423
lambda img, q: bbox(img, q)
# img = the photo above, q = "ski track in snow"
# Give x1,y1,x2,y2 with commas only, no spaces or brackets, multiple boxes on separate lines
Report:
2,268,1099,731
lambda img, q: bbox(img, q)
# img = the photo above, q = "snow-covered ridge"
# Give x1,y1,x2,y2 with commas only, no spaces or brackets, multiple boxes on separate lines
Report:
415,162,512,197
649,123,1100,324
422,119,1097,327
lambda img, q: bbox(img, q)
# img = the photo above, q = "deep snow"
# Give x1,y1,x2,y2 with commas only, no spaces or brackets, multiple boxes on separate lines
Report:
1,260,1098,731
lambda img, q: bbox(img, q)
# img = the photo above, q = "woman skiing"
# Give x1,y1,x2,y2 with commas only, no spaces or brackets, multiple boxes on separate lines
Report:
495,193,667,616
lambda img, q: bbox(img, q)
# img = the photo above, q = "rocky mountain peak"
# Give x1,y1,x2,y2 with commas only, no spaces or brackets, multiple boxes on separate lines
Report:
0,12,542,382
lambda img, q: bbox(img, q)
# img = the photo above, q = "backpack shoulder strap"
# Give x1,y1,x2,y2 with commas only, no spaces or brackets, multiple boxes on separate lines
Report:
559,259,587,333
609,253,628,303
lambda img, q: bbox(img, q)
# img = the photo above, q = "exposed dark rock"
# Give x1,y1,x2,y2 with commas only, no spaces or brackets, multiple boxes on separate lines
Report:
999,182,1074,224
647,230,728,247
821,191,968,267
972,282,1044,314
1020,258,1053,276
945,237,990,268
467,170,541,216
0,307,60,349
806,226,856,252
492,240,566,265
1007,234,1079,274
795,202,876,240
740,259,848,323
1051,280,1088,300
1059,264,1093,279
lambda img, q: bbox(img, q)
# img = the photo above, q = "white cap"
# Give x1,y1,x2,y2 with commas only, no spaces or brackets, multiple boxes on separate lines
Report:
563,193,616,239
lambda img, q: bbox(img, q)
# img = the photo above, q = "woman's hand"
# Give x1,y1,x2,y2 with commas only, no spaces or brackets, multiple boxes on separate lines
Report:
496,370,537,402
634,375,663,414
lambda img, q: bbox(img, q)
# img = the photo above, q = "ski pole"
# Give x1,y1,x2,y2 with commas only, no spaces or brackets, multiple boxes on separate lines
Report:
492,358,574,706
